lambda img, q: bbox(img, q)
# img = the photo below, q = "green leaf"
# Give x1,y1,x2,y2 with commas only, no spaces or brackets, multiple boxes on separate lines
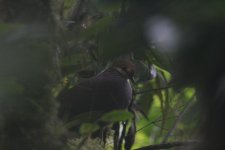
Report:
100,110,133,123
79,123,100,135
64,111,103,129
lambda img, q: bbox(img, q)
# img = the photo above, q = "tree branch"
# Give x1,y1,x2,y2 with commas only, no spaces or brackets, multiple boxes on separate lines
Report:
136,116,175,132
134,141,198,150
162,98,195,143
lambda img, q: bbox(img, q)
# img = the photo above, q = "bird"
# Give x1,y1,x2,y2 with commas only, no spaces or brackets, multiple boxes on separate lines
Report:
57,59,135,125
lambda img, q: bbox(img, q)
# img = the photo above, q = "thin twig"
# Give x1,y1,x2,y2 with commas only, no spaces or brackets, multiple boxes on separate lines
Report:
134,141,199,150
136,116,175,132
152,122,169,131
135,86,172,95
136,103,188,132
162,97,195,143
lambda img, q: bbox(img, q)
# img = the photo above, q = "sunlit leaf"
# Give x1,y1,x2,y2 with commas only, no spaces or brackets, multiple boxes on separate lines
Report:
184,88,195,99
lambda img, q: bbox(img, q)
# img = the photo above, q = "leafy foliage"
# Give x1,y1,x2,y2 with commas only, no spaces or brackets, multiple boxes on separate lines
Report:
1,0,224,150
51,1,201,149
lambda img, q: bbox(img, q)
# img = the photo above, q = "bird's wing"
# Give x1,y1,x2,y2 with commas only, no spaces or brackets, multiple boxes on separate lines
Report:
58,69,133,120
92,72,132,110
58,79,96,120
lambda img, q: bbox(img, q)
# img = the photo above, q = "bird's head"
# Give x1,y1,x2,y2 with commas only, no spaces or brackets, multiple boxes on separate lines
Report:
112,59,136,82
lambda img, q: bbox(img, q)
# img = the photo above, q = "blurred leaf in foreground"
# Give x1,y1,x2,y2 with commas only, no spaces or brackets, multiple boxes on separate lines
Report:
100,110,133,123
